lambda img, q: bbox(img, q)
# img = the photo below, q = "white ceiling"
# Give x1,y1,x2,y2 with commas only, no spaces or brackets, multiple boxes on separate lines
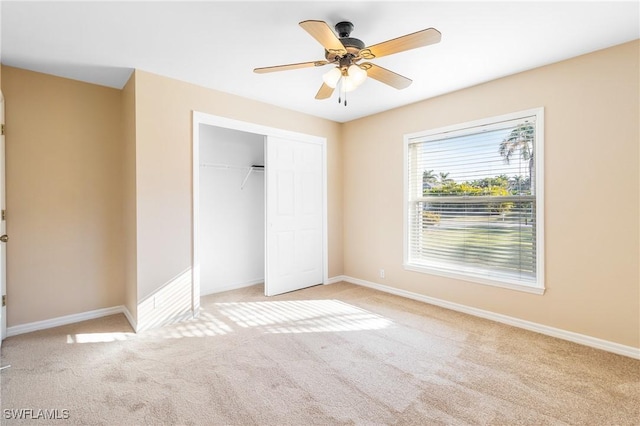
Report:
1,1,638,123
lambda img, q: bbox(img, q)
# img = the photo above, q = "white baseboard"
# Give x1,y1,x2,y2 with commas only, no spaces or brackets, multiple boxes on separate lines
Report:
121,305,137,332
7,305,133,337
324,275,346,285
201,278,264,296
7,277,638,359
341,276,640,360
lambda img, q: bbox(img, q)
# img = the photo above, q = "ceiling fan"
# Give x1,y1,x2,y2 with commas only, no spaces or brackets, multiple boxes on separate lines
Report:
254,20,441,105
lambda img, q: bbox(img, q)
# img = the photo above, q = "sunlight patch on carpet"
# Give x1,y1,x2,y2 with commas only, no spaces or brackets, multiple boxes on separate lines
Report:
171,312,234,337
214,299,394,333
66,332,135,344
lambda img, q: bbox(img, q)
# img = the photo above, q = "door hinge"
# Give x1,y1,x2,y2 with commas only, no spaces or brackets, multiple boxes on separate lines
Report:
1,124,4,136
2,295,5,307
1,210,5,221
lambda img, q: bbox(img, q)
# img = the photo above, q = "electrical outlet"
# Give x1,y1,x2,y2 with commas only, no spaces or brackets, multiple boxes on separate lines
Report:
379,269,385,279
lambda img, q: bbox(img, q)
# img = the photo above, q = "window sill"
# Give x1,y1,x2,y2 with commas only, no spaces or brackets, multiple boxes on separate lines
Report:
403,263,545,295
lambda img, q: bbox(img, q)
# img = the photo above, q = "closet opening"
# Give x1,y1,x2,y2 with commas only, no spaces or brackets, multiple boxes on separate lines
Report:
192,111,328,313
198,125,265,296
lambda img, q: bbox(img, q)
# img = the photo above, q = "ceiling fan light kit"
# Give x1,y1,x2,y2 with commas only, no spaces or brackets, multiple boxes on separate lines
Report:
322,64,367,89
254,20,441,106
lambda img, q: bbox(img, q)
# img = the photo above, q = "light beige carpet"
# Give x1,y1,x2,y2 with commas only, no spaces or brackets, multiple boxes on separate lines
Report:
1,282,638,425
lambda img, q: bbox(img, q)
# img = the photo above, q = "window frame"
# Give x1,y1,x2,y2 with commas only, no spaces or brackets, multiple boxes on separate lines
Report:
403,108,545,294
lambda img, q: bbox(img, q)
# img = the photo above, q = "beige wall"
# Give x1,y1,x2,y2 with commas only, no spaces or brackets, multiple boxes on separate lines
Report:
1,41,636,349
342,40,640,348
0,65,343,330
2,66,125,326
132,70,342,324
121,72,137,323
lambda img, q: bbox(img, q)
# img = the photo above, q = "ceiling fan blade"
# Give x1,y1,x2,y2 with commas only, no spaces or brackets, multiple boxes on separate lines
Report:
254,60,329,74
361,28,441,59
361,63,412,89
315,83,334,100
299,20,347,56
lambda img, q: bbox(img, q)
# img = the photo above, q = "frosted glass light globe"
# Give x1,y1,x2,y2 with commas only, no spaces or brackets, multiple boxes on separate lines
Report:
347,64,367,86
322,68,342,88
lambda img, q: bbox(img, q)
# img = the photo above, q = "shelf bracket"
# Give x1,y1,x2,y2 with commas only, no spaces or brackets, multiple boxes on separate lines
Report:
240,165,264,190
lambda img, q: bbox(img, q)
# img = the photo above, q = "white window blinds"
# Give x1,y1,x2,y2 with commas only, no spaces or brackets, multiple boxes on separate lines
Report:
405,110,543,291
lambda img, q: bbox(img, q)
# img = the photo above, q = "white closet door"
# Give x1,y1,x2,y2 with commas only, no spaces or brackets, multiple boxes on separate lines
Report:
265,136,323,296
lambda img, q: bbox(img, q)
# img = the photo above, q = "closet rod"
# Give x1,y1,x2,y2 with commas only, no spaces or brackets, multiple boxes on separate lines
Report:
200,162,248,170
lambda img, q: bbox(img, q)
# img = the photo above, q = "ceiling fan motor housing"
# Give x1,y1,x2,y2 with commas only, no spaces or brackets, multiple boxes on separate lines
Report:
325,21,365,63
339,37,365,50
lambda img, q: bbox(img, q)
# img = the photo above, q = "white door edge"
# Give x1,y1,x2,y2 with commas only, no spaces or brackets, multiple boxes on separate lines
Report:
0,91,6,343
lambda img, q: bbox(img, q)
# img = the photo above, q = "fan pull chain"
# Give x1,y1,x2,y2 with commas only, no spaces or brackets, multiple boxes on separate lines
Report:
335,75,349,106
343,76,347,106
338,76,347,106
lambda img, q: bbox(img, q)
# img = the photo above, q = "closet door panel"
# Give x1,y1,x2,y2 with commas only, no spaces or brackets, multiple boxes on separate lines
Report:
265,136,323,296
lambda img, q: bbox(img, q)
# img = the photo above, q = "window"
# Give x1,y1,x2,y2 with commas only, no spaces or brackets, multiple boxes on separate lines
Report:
404,108,544,294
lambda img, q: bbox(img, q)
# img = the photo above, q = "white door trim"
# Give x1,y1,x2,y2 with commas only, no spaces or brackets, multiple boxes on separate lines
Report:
191,112,328,307
0,91,6,344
